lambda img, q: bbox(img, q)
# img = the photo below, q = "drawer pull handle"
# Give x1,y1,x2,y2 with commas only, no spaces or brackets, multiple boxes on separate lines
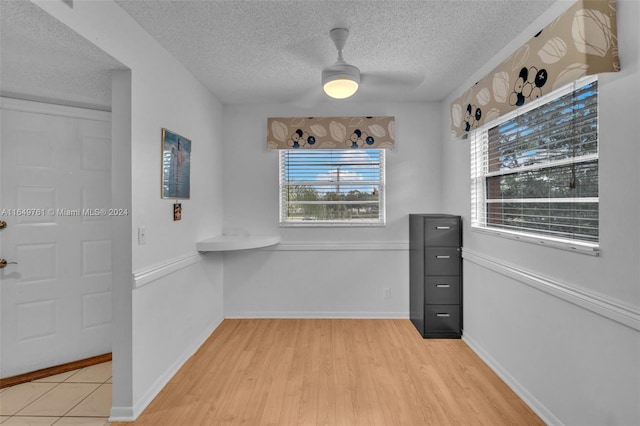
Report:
436,255,450,259
435,226,451,230
436,284,450,288
436,313,451,317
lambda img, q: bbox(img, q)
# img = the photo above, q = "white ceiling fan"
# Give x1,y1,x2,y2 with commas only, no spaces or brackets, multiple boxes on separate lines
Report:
320,27,426,101
289,26,425,106
322,28,360,99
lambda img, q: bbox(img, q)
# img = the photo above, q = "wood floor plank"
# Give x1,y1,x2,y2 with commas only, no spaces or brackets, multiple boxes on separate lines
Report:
112,319,543,426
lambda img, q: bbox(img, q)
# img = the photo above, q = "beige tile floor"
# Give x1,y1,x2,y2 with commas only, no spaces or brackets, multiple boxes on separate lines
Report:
0,362,111,425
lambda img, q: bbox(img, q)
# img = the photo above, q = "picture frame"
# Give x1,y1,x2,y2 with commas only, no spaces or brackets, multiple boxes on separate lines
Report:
162,128,191,199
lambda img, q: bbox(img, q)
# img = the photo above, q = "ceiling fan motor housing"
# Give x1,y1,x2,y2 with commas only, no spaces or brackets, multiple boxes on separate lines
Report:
322,62,361,86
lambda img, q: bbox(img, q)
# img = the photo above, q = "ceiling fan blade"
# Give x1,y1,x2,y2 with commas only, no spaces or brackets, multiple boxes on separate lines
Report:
284,36,333,69
360,71,425,88
288,86,325,109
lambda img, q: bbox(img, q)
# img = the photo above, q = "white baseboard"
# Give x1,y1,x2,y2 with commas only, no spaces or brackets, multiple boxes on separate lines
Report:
225,311,409,319
108,406,134,422
462,331,563,426
108,314,224,422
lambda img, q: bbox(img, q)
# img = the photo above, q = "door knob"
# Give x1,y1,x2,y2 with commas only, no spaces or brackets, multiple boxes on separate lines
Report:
0,220,6,230
0,259,18,269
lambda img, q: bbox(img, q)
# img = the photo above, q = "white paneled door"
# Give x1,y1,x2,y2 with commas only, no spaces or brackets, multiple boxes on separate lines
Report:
0,99,112,378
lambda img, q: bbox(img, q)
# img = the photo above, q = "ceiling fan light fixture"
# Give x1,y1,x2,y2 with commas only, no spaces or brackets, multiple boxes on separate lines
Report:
322,63,360,99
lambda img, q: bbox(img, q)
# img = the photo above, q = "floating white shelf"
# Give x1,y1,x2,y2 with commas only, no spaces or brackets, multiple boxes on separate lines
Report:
196,234,281,252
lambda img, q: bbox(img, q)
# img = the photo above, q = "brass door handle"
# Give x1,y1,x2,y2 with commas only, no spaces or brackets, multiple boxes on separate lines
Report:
0,220,6,230
0,259,18,269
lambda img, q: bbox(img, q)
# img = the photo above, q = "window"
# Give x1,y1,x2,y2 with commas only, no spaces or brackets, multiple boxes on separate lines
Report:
279,149,385,226
470,76,599,254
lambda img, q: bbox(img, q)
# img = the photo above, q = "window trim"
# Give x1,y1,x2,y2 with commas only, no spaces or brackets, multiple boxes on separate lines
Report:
278,149,386,227
470,75,600,256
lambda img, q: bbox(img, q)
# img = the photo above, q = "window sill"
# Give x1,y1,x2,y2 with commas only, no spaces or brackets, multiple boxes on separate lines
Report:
471,226,599,256
279,221,386,228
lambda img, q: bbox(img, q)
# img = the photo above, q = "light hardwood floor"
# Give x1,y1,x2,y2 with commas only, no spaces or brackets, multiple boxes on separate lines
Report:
113,319,543,426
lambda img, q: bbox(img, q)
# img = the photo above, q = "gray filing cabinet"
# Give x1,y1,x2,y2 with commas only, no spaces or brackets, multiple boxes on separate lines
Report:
410,214,462,338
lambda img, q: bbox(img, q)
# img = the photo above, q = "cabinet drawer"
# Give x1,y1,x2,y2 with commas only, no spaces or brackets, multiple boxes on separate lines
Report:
424,218,460,246
424,247,460,276
424,276,460,305
424,305,460,334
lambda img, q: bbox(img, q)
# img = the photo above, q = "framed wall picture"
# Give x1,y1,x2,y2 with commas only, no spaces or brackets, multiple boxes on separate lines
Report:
162,128,191,199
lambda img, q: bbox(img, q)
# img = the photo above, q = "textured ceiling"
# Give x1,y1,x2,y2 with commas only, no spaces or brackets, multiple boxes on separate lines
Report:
0,0,126,110
1,0,558,108
115,0,557,105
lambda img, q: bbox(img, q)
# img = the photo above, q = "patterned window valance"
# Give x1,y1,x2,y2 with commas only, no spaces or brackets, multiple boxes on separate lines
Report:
450,0,619,138
267,116,395,149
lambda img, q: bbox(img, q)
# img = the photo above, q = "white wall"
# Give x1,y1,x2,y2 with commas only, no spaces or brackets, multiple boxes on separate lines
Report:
33,0,225,420
441,1,640,424
222,102,441,317
31,0,639,424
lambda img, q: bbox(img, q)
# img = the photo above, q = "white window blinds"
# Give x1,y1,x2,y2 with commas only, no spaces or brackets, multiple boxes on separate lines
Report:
470,76,599,253
279,149,385,226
